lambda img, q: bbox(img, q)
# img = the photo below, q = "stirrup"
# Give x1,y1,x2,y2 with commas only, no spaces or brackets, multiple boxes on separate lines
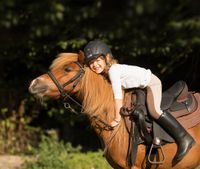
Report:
148,137,166,164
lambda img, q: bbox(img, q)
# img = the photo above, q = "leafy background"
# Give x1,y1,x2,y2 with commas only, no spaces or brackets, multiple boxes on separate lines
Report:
0,0,199,166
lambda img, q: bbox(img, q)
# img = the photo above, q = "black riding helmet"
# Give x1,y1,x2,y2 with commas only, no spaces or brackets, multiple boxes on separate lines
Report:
84,39,112,64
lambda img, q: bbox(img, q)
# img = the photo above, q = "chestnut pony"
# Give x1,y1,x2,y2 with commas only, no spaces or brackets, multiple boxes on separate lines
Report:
29,53,200,169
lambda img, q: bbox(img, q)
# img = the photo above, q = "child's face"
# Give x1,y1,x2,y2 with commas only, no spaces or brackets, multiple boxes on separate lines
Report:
89,56,106,74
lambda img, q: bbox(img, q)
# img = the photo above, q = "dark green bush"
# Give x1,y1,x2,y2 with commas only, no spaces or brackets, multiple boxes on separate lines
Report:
24,133,112,169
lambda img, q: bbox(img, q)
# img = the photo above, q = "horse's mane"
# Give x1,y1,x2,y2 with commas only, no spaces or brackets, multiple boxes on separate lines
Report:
50,53,127,143
80,67,115,121
80,68,128,146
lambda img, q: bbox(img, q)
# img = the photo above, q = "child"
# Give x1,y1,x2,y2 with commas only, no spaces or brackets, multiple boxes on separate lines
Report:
83,39,195,163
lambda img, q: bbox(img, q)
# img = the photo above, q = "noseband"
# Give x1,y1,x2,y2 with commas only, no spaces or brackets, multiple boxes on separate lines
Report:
47,61,85,112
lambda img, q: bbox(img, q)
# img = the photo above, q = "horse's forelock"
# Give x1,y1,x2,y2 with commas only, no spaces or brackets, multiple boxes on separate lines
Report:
50,53,78,70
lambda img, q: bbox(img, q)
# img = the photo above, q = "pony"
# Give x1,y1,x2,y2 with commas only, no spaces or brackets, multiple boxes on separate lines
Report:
29,52,200,169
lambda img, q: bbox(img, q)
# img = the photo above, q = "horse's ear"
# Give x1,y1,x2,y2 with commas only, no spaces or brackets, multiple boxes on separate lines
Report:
78,50,85,65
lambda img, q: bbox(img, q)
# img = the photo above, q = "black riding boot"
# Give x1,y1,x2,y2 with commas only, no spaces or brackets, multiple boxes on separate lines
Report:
156,112,195,163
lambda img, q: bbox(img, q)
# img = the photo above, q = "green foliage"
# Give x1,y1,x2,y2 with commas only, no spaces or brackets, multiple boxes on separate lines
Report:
0,0,199,87
0,0,199,85
24,134,112,169
0,98,42,154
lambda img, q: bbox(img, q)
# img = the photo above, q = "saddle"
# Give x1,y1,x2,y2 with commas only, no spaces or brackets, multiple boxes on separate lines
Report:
121,80,200,166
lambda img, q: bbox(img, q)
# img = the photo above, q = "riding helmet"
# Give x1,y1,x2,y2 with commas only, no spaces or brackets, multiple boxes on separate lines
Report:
84,39,112,64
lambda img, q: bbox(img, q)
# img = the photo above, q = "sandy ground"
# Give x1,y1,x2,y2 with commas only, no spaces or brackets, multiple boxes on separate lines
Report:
0,155,24,169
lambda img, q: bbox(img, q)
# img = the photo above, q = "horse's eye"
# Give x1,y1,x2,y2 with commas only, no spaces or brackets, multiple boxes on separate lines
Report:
64,67,71,73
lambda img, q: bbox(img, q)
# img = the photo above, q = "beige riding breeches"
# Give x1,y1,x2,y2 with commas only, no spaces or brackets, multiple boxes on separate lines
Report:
146,74,163,119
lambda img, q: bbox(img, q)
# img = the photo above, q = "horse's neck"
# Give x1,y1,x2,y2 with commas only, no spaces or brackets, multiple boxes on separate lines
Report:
76,78,124,147
90,118,116,148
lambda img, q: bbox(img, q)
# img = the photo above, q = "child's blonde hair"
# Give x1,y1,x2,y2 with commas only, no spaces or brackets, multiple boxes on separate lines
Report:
104,54,118,73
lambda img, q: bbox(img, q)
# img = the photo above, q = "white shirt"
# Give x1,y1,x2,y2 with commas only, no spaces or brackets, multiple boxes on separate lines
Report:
108,64,152,99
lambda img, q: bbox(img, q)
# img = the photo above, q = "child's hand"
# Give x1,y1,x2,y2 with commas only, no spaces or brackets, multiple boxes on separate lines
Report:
111,118,121,128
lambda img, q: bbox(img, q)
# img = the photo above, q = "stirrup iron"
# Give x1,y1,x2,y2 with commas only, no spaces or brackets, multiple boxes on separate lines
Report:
148,137,166,164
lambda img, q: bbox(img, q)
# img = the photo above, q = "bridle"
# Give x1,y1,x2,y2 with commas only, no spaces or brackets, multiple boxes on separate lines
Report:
47,61,115,131
47,61,85,113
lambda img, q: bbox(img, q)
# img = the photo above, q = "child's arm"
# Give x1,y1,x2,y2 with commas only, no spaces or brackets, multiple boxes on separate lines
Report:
110,99,122,127
114,99,123,121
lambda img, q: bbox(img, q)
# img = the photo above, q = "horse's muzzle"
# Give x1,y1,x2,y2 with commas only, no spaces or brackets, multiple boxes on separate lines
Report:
29,78,48,95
